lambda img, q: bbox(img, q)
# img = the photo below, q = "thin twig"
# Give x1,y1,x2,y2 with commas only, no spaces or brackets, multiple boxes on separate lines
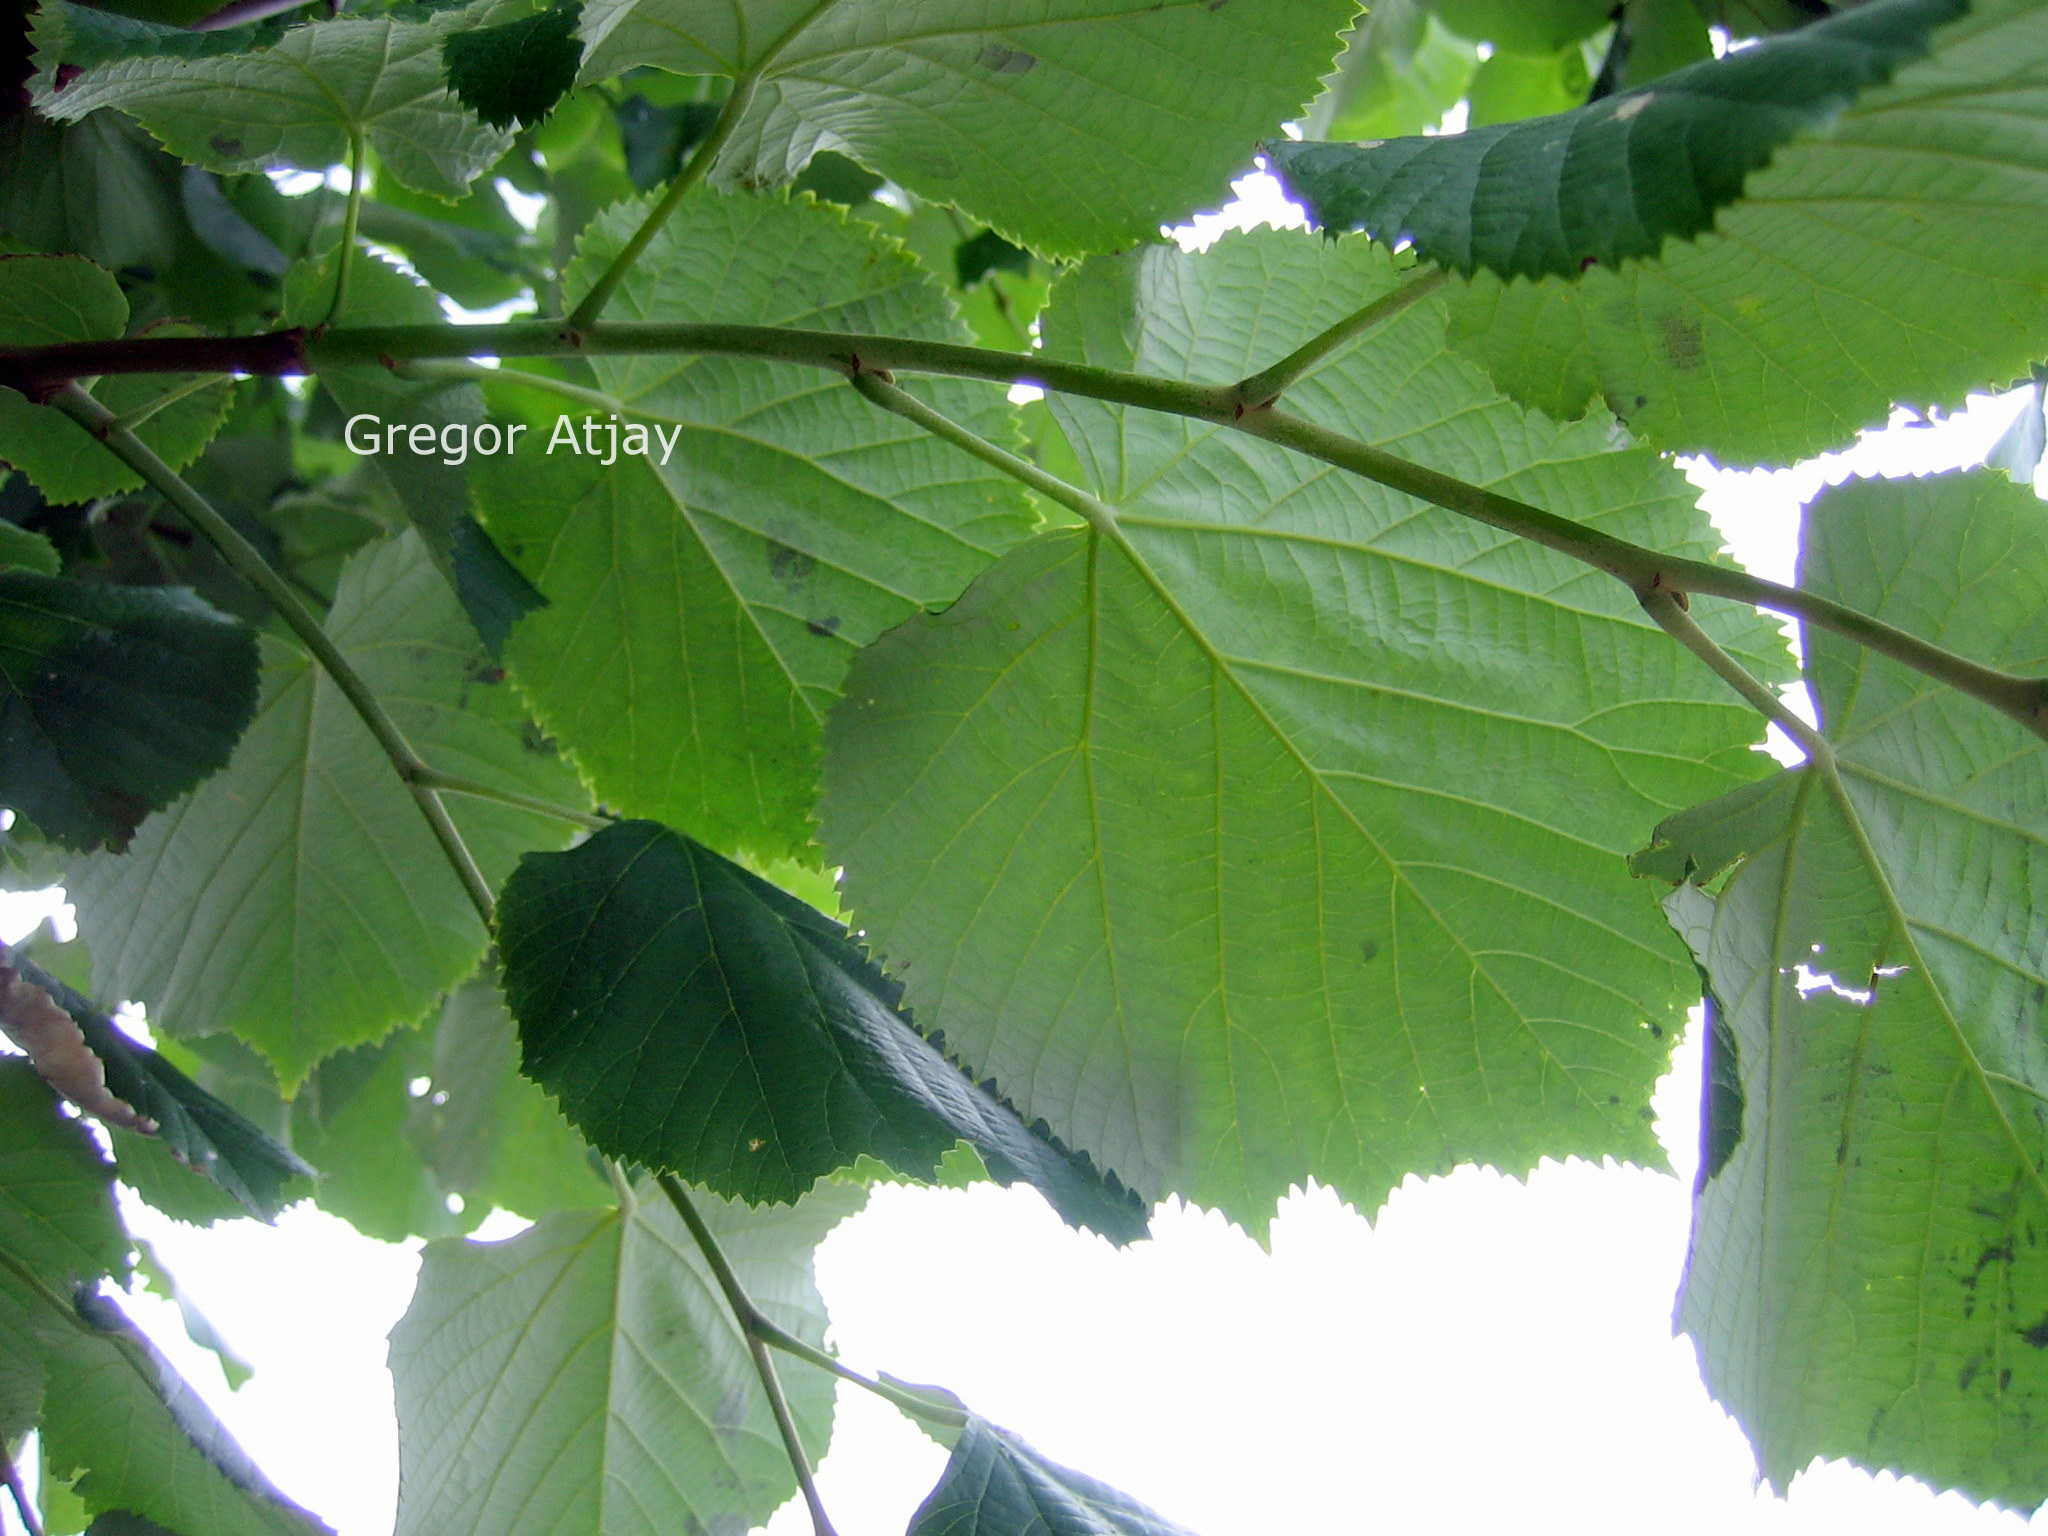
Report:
11,319,2045,738
409,764,610,830
567,75,760,331
749,1311,969,1430
655,1175,839,1536
1234,268,1447,406
1638,590,1832,764
320,131,369,332
45,384,498,929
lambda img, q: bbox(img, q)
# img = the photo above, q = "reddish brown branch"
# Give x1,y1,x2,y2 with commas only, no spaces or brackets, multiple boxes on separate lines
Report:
0,329,307,402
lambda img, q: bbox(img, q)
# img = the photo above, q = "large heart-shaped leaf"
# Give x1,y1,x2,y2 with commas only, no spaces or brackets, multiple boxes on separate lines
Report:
389,1179,860,1536
822,231,1788,1228
31,3,512,199
573,0,1353,256
496,819,1147,1241
1635,471,2048,1510
477,189,1034,862
68,531,589,1087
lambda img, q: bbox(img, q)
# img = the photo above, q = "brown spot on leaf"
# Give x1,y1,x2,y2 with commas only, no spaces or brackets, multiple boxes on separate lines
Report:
2022,1313,2048,1348
768,542,815,587
210,134,244,157
1656,312,1704,371
978,43,1037,73
806,615,842,638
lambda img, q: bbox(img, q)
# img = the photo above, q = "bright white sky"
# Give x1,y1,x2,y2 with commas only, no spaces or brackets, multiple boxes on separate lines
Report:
6,174,2048,1536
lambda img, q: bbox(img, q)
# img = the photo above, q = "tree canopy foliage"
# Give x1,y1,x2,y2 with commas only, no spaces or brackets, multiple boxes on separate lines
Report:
3,0,2048,1529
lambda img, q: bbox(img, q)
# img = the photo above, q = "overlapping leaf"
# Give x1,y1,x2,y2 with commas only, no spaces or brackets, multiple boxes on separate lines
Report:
573,0,1352,256
497,819,1147,1239
31,4,513,199
1269,0,1963,279
1441,0,2048,462
0,253,233,505
0,570,259,853
3,1288,331,1536
442,1,584,130
910,1418,1200,1536
7,950,313,1220
476,190,1034,861
822,232,1788,1226
68,531,589,1087
1635,472,2048,1510
0,1066,326,1536
389,1179,860,1536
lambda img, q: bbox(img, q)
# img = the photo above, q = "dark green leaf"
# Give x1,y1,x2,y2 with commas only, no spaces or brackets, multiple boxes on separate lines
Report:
954,229,1029,289
448,514,544,661
0,522,59,574
613,94,721,190
1637,471,2048,1508
497,819,1148,1241
910,1418,1198,1536
442,2,583,130
8,951,314,1220
1266,0,1964,277
0,572,258,853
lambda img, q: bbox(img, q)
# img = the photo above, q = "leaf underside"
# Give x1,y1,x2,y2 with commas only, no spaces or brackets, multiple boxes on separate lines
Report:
822,230,1789,1229
1638,472,2048,1510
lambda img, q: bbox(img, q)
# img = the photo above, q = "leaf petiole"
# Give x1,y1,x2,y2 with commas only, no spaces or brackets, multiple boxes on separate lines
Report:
1234,266,1447,406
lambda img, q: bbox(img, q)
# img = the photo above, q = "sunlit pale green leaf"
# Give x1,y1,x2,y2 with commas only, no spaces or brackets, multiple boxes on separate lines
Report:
1636,471,2048,1510
477,190,1034,861
68,531,589,1088
32,4,513,199
821,231,1788,1228
389,1179,860,1536
0,1059,127,1288
574,0,1353,257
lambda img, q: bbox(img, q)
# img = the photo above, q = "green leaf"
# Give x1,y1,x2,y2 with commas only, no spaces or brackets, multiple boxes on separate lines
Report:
0,522,60,574
575,0,1354,257
0,1059,128,1288
289,1030,479,1243
0,254,232,504
389,1178,860,1536
1430,0,1613,54
1266,0,1964,278
497,819,1148,1240
67,530,590,1088
821,231,1788,1227
0,571,260,853
442,1,584,129
477,190,1034,862
288,971,601,1241
1443,0,2048,462
33,3,514,199
132,1237,253,1389
0,1284,331,1536
8,951,314,1220
1302,1,1479,143
1635,471,2048,1511
909,1418,1197,1536
415,972,604,1221
1468,44,1595,128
